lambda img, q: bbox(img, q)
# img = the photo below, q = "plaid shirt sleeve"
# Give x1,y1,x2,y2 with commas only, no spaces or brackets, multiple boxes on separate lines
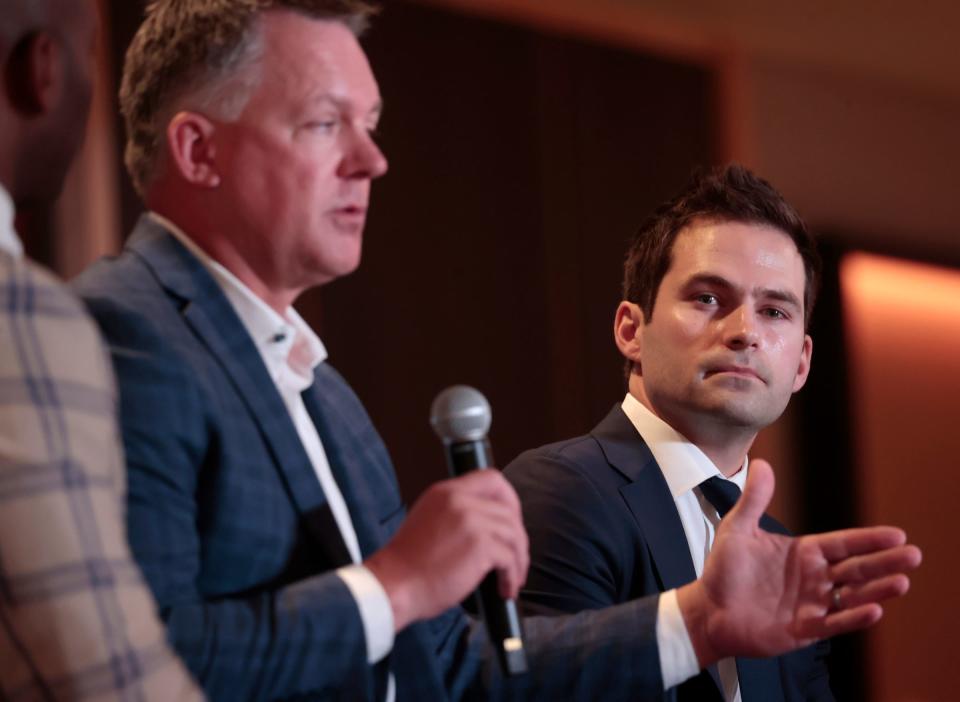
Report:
0,255,204,700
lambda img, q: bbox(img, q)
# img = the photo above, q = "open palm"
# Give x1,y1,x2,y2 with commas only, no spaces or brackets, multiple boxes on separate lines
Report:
692,460,921,662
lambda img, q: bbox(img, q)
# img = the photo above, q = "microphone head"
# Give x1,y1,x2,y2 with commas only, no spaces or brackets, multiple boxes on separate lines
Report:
430,385,491,442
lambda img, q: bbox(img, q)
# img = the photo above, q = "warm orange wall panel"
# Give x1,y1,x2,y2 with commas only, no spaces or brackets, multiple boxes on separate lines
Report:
842,252,960,702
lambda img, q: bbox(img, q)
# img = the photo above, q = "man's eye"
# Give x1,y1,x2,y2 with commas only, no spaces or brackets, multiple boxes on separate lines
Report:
304,119,338,132
762,308,787,319
695,293,718,305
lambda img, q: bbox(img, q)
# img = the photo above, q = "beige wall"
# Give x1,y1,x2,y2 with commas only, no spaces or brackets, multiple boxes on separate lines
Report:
737,57,960,254
843,253,960,702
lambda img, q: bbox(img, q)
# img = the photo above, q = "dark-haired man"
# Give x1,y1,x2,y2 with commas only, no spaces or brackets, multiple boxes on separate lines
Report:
74,2,919,700
0,0,201,697
506,165,841,701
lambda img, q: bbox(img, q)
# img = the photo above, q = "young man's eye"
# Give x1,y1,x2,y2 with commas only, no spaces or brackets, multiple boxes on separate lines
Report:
695,293,718,305
762,307,787,319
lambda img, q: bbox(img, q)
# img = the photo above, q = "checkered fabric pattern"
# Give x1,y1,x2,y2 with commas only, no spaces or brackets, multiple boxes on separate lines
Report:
71,217,668,701
0,252,202,701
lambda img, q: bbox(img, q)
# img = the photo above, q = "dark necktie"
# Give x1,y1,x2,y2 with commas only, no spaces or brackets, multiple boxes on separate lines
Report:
699,475,742,518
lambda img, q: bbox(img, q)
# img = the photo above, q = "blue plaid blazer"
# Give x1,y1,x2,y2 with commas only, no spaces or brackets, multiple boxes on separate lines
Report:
74,216,669,701
0,250,202,700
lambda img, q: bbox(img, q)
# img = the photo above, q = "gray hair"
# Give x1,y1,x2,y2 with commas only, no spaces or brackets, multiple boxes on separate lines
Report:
120,0,378,195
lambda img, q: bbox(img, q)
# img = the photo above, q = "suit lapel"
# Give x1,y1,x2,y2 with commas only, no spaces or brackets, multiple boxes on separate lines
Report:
590,407,791,700
301,368,385,559
593,407,698,591
593,406,724,697
127,217,354,568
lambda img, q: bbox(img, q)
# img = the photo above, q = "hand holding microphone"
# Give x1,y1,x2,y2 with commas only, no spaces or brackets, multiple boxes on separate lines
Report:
430,386,529,675
363,388,529,676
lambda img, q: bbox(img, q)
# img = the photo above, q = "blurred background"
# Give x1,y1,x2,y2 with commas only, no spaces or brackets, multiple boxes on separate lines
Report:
21,0,959,699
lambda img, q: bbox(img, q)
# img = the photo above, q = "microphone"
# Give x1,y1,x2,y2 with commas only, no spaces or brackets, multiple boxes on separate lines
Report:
430,385,528,676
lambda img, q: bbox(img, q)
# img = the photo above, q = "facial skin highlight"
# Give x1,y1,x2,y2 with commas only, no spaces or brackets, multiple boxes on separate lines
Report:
149,9,387,312
616,220,813,473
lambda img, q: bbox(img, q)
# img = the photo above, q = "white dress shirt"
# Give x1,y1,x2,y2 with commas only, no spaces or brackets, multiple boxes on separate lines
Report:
623,393,748,702
0,185,23,259
153,214,396,679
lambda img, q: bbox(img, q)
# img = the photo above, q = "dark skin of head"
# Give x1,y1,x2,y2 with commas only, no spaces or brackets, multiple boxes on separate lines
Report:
0,0,97,211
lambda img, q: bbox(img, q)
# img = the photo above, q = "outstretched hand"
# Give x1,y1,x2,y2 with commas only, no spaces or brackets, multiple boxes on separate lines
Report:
678,460,922,666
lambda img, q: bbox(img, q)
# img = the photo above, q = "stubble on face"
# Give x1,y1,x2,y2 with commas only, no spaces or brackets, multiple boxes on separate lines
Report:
635,221,812,442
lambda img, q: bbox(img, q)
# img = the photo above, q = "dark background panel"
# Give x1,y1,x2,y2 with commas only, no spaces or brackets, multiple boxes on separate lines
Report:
105,0,715,501
310,2,716,499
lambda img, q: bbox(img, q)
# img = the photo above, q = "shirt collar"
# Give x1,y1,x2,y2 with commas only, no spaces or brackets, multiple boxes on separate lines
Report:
620,392,748,499
0,184,23,259
150,212,327,389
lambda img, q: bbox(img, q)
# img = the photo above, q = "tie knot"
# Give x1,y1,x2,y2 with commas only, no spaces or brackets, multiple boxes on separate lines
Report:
699,475,742,518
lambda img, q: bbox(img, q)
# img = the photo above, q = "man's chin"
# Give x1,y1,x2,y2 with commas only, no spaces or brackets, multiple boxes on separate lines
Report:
694,394,777,430
302,254,363,288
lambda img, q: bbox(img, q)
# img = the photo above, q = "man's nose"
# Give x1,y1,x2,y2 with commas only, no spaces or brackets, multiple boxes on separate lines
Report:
340,127,388,180
722,306,760,350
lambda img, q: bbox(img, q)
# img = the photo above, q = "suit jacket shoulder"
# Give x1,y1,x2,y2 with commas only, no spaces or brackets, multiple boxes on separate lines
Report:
73,221,374,700
73,221,681,701
505,404,834,702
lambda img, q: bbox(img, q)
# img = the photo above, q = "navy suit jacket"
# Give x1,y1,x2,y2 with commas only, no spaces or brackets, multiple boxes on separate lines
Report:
74,216,674,701
504,406,834,702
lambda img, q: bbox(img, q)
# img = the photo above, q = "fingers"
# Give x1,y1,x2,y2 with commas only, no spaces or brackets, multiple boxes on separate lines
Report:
834,573,911,611
812,526,908,562
829,544,922,584
816,604,885,639
449,468,523,514
438,471,530,598
725,458,774,529
459,494,529,598
795,598,886,642
371,469,529,626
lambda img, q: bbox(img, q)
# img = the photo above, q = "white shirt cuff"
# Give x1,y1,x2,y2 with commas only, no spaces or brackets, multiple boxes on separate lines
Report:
336,565,395,664
656,588,701,689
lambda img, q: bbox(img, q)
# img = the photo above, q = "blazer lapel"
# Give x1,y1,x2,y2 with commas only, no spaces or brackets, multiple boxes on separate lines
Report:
301,366,385,559
593,407,698,591
127,217,354,568
592,406,724,698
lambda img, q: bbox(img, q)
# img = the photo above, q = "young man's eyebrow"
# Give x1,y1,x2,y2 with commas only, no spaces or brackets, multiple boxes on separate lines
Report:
682,273,803,309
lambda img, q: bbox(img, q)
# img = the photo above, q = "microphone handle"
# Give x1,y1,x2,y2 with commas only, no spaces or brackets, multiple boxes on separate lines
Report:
445,439,528,676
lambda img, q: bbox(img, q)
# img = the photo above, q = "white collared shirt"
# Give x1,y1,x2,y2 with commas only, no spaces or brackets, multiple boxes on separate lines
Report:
153,213,395,672
622,393,747,702
0,185,23,259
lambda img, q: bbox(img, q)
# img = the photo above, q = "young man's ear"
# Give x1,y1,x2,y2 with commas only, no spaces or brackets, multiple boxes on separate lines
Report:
614,301,645,369
792,334,813,393
165,111,221,188
5,32,62,115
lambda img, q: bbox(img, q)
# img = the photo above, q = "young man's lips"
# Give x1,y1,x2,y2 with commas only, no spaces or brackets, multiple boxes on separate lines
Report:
706,366,763,381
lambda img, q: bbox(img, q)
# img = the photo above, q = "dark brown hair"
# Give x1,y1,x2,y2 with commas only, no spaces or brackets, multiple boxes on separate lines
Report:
120,0,378,194
623,163,821,327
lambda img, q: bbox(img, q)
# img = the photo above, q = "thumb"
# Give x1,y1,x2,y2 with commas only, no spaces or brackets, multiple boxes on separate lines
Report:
726,459,775,529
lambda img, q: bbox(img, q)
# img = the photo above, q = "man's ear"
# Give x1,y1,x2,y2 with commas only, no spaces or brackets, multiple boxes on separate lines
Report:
614,301,645,369
5,32,61,115
165,111,221,187
792,334,813,393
